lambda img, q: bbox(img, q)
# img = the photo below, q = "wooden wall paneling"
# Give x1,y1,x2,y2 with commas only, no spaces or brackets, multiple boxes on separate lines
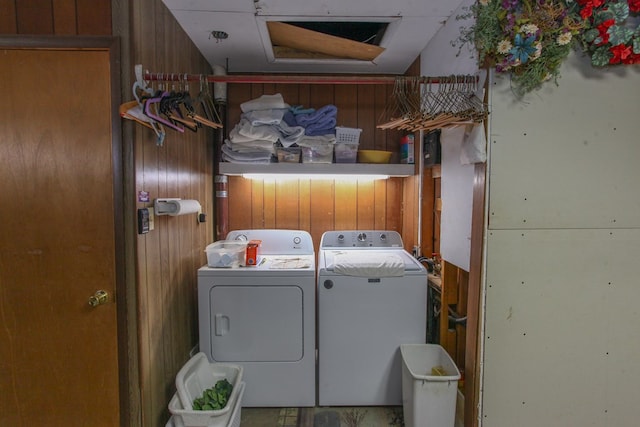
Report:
276,82,299,106
373,84,388,150
77,0,111,35
421,167,435,257
276,180,301,229
299,179,311,232
356,84,375,146
335,84,357,129
439,260,459,358
52,0,77,35
132,0,160,417
249,179,265,229
309,83,334,109
401,175,418,251
130,0,215,424
456,269,469,368
356,181,375,229
384,178,402,232
465,162,485,427
373,179,388,230
0,0,17,33
138,121,163,427
309,179,335,252
263,179,277,228
226,176,251,231
434,175,442,255
226,83,250,131
16,0,54,34
263,83,277,97
298,83,311,107
334,180,358,230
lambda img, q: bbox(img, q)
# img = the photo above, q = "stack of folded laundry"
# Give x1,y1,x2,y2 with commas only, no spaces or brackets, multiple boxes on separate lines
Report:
222,94,308,164
283,104,338,136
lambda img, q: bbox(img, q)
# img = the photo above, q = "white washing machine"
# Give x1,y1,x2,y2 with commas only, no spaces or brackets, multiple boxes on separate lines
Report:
317,230,427,406
198,229,316,407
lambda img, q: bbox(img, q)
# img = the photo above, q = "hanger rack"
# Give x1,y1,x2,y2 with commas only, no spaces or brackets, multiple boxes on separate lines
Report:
143,70,479,86
139,68,486,133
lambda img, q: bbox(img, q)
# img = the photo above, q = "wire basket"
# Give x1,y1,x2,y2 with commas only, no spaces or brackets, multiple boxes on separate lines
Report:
335,127,362,144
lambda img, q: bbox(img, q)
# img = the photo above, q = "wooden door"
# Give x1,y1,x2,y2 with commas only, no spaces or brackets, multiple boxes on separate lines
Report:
0,42,123,425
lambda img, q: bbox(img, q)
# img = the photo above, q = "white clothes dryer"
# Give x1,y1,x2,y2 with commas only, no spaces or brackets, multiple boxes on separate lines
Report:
198,229,316,407
317,230,428,406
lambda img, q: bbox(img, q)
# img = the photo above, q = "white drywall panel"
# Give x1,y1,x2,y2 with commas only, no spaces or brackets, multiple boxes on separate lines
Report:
482,228,640,427
489,54,640,230
440,127,474,271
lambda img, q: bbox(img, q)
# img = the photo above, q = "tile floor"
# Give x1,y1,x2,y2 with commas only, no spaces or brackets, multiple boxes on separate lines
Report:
239,390,465,427
240,406,404,427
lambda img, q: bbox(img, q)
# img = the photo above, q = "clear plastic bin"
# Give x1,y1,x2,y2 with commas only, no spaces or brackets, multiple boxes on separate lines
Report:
334,142,359,163
205,241,246,268
300,144,334,163
276,147,301,163
400,344,461,427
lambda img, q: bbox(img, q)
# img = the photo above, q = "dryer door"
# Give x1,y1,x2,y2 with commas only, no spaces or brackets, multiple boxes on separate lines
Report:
209,285,303,362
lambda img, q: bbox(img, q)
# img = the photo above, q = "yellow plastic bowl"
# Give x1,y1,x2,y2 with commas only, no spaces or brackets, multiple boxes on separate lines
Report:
357,150,393,164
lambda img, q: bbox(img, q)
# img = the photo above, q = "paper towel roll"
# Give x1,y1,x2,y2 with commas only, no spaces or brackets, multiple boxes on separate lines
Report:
154,198,202,216
166,199,201,216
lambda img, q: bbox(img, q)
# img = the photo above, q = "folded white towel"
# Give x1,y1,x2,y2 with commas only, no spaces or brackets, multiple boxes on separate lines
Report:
236,118,281,142
333,252,405,277
222,143,273,161
240,93,288,113
242,109,286,126
221,153,271,164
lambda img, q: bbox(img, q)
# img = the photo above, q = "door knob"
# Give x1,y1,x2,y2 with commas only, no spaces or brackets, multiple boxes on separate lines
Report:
88,290,109,307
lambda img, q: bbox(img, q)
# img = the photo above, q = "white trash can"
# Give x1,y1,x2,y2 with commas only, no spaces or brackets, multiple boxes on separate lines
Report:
400,344,461,427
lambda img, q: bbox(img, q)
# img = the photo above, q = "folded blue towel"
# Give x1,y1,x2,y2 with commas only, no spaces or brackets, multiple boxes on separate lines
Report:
283,110,298,127
296,104,337,127
305,122,336,136
290,105,316,115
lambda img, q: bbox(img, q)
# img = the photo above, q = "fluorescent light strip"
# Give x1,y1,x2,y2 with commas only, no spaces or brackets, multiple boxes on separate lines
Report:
241,173,389,181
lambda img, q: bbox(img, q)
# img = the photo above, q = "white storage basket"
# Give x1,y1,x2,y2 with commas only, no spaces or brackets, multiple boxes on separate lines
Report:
335,127,362,144
175,352,243,415
169,381,245,427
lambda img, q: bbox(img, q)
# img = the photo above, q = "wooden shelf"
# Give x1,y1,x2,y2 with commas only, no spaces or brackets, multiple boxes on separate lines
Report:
219,162,415,177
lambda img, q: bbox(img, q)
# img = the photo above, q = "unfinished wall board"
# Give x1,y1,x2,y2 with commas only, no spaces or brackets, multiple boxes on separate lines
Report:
440,126,474,271
482,52,640,427
489,55,640,230
482,228,640,426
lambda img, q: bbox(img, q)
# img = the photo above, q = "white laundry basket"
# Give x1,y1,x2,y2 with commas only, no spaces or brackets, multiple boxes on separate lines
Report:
400,344,461,427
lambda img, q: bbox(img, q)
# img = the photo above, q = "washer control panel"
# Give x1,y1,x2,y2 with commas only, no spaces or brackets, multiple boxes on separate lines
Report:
321,230,403,248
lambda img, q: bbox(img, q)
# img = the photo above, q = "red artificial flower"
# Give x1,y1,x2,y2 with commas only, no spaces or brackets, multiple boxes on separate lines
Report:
578,0,607,19
609,44,632,64
629,0,640,13
622,53,640,65
580,4,594,19
596,19,615,45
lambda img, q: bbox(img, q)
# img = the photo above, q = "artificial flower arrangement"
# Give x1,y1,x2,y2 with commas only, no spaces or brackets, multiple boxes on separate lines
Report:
456,0,640,97
575,0,640,66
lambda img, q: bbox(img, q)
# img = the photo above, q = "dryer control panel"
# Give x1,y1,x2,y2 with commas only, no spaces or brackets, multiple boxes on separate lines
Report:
226,229,314,255
320,230,403,249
